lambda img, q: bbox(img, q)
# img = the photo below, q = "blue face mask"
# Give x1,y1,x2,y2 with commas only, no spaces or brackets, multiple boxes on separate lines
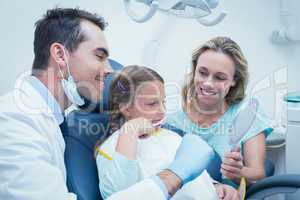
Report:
59,62,85,106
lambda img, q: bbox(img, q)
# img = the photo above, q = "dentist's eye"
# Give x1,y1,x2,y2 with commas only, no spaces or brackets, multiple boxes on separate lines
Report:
96,54,107,61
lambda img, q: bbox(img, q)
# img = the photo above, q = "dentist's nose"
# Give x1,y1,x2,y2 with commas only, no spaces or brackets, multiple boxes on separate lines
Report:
104,60,113,76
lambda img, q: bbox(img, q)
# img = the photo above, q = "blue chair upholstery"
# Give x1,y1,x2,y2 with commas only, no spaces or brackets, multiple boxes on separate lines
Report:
61,59,123,200
246,174,300,199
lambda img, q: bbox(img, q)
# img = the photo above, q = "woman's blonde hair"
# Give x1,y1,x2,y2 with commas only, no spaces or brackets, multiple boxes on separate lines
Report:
182,36,249,110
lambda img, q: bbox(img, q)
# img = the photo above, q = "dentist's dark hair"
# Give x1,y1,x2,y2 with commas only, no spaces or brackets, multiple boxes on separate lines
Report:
32,7,107,70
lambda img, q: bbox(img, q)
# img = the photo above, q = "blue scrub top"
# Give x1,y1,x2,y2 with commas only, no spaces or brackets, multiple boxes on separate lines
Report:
166,98,274,158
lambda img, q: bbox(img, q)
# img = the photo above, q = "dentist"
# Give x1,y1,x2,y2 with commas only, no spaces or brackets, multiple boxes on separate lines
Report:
0,8,112,200
0,8,214,200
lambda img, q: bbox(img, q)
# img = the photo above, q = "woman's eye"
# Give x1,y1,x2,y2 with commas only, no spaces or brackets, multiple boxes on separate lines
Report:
215,76,226,81
199,71,208,76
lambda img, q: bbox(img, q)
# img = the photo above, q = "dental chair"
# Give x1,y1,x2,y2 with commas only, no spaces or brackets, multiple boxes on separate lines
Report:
61,59,300,200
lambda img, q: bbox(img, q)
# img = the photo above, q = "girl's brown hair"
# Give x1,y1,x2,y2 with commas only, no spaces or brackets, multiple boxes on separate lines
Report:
94,65,164,155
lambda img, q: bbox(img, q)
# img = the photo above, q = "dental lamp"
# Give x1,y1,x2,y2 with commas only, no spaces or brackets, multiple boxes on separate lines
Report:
123,0,226,26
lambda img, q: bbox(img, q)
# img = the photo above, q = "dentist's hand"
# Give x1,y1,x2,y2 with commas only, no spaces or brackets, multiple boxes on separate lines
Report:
168,134,215,185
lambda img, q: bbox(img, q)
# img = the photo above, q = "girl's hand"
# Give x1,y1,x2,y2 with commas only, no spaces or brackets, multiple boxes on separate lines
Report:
215,183,240,200
120,117,156,139
221,147,244,181
116,118,156,159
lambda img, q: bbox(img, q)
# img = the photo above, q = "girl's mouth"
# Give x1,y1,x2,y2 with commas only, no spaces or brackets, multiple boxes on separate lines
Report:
152,116,166,127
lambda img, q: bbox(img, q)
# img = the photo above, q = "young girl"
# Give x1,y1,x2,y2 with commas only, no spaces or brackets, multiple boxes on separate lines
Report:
95,65,238,200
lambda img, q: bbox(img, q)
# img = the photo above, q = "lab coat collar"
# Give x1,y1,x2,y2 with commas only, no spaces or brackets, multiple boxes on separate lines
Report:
27,76,64,125
14,74,64,125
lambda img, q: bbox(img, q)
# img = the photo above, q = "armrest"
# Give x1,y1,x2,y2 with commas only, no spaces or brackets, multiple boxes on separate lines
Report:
246,174,300,198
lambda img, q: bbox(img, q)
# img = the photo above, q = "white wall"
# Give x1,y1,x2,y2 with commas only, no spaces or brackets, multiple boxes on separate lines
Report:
0,0,299,121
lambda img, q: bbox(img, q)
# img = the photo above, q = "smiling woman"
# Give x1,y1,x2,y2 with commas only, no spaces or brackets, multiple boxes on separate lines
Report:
184,36,248,113
166,36,273,190
193,49,236,111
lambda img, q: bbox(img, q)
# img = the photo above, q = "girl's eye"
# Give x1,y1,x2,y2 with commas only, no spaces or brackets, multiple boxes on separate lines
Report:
148,102,157,106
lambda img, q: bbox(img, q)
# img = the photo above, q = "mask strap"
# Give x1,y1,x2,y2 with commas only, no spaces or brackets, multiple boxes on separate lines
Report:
58,47,71,80
58,65,65,79
65,62,72,77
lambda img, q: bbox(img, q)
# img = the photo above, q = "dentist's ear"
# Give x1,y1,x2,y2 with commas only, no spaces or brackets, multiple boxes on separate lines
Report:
49,42,69,79
49,42,69,68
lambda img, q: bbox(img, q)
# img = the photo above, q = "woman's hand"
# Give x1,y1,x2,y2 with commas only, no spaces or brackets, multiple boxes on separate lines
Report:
221,147,244,182
215,183,240,200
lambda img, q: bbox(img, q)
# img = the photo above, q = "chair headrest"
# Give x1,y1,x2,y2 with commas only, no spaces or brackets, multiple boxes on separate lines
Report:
79,59,123,113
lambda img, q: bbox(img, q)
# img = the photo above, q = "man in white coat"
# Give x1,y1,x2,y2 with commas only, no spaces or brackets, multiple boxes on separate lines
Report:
0,8,113,200
0,8,222,200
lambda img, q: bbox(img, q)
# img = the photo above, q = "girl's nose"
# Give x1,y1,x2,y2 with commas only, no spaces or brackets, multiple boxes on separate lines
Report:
158,102,166,114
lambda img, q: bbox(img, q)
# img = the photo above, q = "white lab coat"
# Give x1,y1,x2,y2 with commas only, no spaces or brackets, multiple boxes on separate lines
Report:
0,76,76,200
